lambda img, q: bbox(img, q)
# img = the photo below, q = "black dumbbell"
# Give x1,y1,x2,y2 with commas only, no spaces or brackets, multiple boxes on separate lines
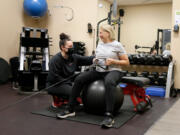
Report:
136,54,141,65
138,71,149,77
122,70,128,76
163,55,172,66
161,72,167,76
126,71,137,77
151,72,159,78
154,55,164,66
148,72,159,85
130,71,138,76
142,55,148,65
158,72,167,86
128,54,134,64
132,54,139,65
137,54,146,65
147,74,156,85
146,55,156,65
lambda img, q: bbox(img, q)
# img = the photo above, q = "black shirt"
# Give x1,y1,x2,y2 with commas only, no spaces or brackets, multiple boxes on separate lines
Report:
47,52,94,84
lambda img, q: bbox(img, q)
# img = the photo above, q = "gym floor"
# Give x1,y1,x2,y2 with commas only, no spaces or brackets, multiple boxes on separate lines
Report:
0,83,178,135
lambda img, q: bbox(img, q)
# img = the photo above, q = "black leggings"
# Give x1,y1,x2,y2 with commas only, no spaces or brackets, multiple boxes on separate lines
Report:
69,70,124,113
47,82,73,98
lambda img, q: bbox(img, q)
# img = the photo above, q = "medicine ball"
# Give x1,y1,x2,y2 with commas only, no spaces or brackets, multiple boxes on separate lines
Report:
82,80,124,114
23,0,48,17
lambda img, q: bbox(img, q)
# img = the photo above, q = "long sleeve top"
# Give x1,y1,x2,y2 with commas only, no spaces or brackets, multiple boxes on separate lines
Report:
47,52,94,84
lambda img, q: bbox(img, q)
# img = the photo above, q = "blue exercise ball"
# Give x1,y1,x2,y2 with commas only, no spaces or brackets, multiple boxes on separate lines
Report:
23,0,48,17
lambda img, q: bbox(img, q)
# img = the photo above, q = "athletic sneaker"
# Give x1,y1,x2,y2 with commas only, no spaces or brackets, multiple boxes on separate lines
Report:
56,107,75,119
101,113,114,128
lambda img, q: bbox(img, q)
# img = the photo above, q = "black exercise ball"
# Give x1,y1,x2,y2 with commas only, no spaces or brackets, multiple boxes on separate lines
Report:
82,80,124,114
0,58,10,84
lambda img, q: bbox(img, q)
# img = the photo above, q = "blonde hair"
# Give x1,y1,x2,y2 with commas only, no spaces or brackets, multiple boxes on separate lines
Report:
165,42,171,50
100,24,115,40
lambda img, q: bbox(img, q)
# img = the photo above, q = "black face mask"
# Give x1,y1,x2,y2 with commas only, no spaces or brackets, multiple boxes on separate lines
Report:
66,48,74,56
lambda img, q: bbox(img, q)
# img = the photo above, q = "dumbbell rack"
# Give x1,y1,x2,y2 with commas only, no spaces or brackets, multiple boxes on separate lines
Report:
124,62,175,98
165,60,175,98
123,54,175,98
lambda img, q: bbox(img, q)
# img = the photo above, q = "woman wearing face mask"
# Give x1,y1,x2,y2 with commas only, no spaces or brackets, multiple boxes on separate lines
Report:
46,33,94,108
57,25,129,128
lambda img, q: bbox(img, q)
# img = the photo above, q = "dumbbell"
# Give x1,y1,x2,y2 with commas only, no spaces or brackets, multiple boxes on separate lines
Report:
142,55,148,65
138,71,149,77
148,72,159,85
163,55,172,66
158,72,167,86
151,72,159,78
161,72,167,76
136,54,141,65
146,55,156,65
126,71,137,77
121,70,128,76
154,55,164,66
132,54,139,65
137,54,146,65
128,54,134,64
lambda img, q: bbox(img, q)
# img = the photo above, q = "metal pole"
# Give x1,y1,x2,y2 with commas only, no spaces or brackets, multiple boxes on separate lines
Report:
118,17,121,42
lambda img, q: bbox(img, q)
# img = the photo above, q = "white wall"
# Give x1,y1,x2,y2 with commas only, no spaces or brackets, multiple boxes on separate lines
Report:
0,0,98,62
172,0,180,89
119,3,172,53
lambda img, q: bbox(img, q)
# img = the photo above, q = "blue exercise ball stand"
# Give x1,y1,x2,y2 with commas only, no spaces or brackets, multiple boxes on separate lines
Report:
23,0,48,17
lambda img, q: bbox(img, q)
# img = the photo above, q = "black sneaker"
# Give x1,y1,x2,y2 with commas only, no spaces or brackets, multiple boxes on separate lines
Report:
56,107,75,119
101,113,114,128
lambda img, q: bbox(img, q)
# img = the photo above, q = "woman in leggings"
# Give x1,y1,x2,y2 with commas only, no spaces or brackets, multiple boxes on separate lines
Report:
46,33,94,108
57,24,129,128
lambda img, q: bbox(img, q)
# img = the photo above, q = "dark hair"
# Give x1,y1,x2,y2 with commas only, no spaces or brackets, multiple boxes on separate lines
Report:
59,33,71,50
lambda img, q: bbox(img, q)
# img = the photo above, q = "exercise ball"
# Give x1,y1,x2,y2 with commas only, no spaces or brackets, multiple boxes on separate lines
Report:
23,0,48,17
82,80,124,114
0,58,10,84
